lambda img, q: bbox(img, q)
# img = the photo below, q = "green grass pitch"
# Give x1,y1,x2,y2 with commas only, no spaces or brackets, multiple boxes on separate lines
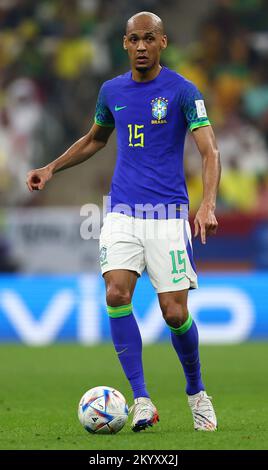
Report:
0,343,267,450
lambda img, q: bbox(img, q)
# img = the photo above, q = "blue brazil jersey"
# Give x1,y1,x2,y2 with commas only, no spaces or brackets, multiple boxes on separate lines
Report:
95,66,210,219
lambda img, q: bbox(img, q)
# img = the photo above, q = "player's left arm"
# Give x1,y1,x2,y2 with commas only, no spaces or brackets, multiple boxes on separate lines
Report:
191,125,221,244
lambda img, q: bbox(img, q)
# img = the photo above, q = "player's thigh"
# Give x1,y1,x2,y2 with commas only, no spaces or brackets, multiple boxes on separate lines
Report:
100,212,145,279
104,269,138,305
158,288,189,316
144,219,198,293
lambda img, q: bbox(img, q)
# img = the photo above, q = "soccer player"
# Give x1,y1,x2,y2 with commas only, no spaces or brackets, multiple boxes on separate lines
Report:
27,12,221,432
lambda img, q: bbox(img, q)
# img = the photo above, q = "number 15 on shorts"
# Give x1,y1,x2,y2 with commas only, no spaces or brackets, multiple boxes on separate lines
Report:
169,249,186,284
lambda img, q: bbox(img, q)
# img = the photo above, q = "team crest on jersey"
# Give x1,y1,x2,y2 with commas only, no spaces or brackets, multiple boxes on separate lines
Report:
151,97,168,124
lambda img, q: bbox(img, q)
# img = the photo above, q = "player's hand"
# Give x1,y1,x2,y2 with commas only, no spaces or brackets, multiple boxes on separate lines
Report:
194,204,218,245
26,166,53,192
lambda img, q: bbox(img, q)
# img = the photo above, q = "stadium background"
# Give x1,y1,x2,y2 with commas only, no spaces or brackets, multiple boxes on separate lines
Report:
0,0,268,451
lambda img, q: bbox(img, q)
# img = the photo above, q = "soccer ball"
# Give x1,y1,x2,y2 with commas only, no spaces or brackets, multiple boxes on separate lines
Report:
78,386,128,434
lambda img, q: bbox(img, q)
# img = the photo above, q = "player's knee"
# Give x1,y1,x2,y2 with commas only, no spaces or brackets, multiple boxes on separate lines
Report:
106,284,132,307
161,301,188,328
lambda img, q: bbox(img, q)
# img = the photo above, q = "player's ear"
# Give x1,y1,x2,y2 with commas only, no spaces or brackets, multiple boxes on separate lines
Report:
123,35,128,50
160,35,168,50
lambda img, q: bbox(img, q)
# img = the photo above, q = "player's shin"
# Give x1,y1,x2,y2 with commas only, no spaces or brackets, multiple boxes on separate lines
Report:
107,304,150,400
169,314,205,395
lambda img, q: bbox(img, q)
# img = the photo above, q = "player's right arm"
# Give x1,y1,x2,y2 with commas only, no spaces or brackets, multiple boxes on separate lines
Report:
26,123,114,192
27,81,115,192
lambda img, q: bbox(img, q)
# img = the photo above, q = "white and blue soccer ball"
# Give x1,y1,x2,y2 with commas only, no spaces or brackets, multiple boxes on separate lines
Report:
78,386,128,434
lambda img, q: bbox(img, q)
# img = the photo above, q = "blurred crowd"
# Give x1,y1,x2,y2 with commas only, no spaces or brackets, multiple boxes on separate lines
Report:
174,0,268,216
0,0,268,215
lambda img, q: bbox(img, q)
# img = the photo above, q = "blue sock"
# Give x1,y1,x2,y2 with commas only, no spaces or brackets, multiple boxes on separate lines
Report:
170,314,205,395
107,303,149,400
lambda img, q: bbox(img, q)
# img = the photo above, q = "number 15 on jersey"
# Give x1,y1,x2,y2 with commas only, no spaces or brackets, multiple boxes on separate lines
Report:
128,124,144,148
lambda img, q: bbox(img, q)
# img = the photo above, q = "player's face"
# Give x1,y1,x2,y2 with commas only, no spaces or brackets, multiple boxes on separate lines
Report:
124,24,167,72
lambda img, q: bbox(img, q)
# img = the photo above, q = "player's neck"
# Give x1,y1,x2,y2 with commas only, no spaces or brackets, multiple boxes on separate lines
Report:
131,64,162,82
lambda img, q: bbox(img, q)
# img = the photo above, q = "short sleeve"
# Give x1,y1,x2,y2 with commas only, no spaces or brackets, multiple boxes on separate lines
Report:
94,84,115,127
181,81,210,132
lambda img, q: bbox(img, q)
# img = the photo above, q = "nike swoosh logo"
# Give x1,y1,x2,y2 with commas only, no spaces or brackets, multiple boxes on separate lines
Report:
117,347,128,355
172,276,185,284
115,105,127,111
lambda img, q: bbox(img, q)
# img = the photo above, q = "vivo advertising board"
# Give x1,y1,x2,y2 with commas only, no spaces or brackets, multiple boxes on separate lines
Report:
0,273,267,345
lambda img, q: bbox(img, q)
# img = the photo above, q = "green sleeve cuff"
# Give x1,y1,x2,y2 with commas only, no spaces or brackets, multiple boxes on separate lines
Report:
94,117,115,128
189,120,211,132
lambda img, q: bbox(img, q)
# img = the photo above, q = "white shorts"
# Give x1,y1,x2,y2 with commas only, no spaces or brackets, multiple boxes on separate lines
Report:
99,213,198,293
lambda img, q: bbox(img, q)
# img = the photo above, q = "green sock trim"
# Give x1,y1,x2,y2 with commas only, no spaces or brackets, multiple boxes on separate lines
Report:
107,303,133,318
169,314,193,335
